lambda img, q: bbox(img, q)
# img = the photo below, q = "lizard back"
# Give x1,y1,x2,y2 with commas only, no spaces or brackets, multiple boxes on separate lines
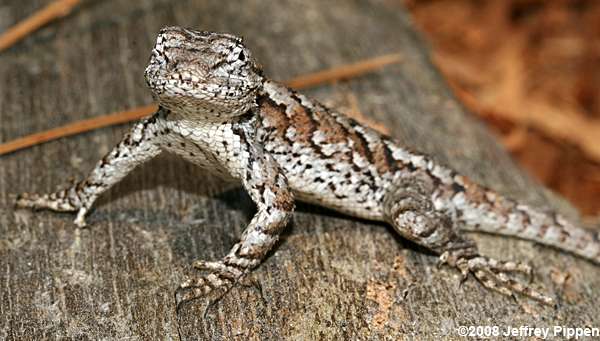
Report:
258,80,412,220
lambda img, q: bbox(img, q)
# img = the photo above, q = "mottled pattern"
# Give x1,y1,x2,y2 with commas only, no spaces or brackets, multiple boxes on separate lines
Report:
15,27,600,310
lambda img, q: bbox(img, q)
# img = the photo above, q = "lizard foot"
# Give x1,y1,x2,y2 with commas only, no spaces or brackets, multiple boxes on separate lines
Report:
175,260,245,316
15,192,88,227
15,192,79,212
440,251,553,305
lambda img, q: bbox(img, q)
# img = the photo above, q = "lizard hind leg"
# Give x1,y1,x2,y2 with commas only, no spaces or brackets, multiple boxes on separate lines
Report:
383,175,554,305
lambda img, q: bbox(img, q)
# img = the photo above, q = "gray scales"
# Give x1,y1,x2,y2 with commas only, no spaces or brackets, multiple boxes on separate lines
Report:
1,1,599,340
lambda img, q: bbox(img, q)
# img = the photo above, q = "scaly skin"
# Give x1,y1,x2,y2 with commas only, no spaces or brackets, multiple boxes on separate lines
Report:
16,27,600,309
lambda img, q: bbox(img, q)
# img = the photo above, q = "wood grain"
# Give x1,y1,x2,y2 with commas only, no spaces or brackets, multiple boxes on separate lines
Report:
1,0,598,340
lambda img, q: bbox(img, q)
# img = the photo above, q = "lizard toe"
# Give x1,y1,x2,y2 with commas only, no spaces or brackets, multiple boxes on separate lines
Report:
467,256,554,305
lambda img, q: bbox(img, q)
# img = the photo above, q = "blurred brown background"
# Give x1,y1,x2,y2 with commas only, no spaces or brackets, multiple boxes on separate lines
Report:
405,0,600,218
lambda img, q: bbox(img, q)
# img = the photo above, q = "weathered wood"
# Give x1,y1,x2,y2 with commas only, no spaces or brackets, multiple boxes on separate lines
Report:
1,1,598,340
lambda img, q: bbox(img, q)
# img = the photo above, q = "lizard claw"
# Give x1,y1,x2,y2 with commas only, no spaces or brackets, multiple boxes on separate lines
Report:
176,260,244,316
175,284,211,317
445,253,555,306
176,276,233,318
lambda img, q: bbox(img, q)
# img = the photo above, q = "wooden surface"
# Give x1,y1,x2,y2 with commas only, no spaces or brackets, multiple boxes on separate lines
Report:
1,1,599,340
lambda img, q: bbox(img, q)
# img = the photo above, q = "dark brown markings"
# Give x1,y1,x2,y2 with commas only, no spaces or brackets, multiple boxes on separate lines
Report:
320,118,349,144
232,126,247,145
265,86,388,191
461,176,487,203
519,209,532,226
451,182,466,193
349,127,374,164
224,259,248,271
416,224,437,238
202,277,217,290
375,140,400,174
559,227,571,243
257,96,290,140
255,183,266,196
426,169,442,187
286,91,353,158
382,137,403,172
290,104,318,143
274,189,295,212
76,181,86,192
284,93,332,160
213,269,238,281
549,212,572,243
327,182,337,193
331,116,374,166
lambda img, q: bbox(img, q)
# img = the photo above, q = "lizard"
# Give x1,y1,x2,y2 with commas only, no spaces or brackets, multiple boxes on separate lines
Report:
15,26,600,309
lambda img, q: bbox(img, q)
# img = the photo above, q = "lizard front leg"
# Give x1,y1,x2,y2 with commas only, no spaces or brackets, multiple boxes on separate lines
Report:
383,174,554,305
15,112,164,227
176,140,294,311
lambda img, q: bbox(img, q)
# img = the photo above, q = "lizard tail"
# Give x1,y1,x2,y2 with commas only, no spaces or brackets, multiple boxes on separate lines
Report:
442,175,600,264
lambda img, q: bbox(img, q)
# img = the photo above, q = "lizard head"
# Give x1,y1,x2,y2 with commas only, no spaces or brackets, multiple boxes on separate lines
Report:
145,27,263,120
